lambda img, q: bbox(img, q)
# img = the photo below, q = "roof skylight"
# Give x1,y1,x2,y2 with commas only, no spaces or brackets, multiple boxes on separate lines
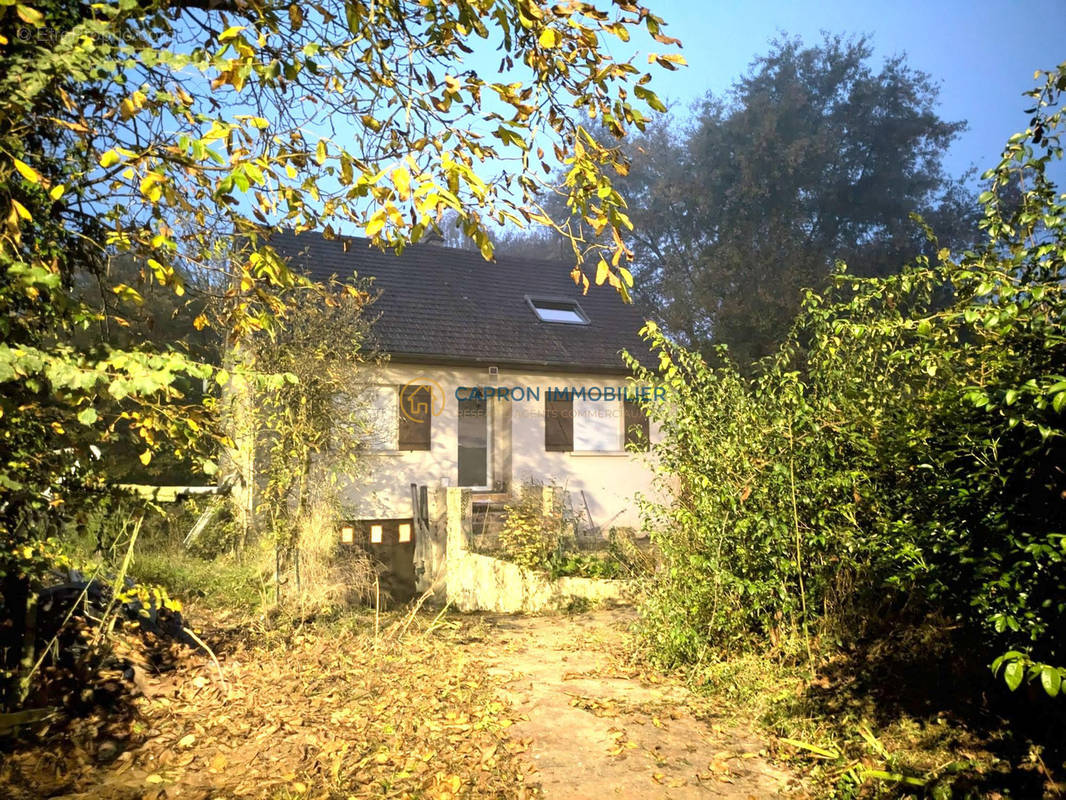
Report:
527,297,590,325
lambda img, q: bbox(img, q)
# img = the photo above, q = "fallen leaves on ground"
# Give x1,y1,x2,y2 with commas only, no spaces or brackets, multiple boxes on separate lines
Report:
0,611,538,799
566,694,619,718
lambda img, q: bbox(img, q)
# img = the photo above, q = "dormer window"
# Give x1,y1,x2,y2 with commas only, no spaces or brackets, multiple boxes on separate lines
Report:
526,296,590,325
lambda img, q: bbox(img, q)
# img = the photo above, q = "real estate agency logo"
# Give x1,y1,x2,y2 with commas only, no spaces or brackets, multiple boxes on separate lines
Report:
399,378,446,423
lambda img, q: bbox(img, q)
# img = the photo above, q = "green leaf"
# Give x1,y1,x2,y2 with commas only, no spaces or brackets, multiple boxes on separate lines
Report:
1040,665,1061,697
77,407,98,425
1004,660,1024,691
16,4,43,24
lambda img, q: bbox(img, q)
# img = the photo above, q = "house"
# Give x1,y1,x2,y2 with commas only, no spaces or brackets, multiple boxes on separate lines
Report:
267,230,663,597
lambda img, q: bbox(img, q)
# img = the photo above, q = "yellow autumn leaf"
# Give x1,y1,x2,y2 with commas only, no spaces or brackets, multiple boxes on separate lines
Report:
392,166,411,200
365,211,386,237
595,258,609,285
140,174,163,202
650,52,688,70
11,200,31,221
218,26,247,41
139,450,152,466
13,158,41,184
539,28,560,48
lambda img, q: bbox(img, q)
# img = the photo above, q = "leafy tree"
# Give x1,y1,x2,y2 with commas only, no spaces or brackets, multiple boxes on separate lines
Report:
630,64,1066,696
1,0,679,492
233,280,376,557
616,35,978,364
0,0,679,705
70,255,221,483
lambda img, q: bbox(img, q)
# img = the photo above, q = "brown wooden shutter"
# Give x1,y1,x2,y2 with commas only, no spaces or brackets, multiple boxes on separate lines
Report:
544,395,573,452
398,385,431,450
623,399,649,451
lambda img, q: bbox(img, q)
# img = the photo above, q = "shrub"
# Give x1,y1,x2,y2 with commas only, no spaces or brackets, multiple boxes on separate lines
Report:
549,552,621,579
628,67,1066,696
499,482,565,572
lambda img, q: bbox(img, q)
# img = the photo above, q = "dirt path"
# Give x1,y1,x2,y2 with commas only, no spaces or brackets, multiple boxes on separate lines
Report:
474,609,791,799
0,607,792,799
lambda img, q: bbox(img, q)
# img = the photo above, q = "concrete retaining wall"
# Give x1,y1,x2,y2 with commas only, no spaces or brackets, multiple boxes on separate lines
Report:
446,550,631,613
416,486,633,613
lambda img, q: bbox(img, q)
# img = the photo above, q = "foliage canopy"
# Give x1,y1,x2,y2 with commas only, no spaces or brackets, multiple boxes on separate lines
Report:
1,0,680,493
611,35,979,364
631,63,1066,697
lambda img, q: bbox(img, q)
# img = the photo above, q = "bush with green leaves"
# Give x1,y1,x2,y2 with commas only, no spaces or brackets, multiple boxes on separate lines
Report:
549,552,622,580
629,65,1066,697
499,483,565,572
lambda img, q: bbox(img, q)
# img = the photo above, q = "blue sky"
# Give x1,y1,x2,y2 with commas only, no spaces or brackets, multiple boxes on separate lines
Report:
612,0,1065,181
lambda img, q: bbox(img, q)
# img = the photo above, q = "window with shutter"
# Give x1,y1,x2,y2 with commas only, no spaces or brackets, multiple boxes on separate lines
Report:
624,399,649,451
545,395,574,452
398,384,432,450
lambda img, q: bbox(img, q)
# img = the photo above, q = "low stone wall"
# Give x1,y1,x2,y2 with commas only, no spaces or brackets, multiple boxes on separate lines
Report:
446,550,631,613
415,486,633,613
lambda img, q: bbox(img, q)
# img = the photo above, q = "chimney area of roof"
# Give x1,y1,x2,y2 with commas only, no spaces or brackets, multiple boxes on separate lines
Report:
422,229,445,246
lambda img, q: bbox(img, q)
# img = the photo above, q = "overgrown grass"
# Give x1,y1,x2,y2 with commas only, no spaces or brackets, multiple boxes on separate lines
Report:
62,491,385,619
127,546,266,613
60,493,267,614
549,551,622,579
673,624,1064,799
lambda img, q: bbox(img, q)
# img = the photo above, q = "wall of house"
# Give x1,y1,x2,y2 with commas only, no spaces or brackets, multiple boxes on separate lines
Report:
340,362,664,530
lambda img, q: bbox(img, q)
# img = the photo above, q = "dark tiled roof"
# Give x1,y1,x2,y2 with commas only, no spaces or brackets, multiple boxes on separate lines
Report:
267,230,654,374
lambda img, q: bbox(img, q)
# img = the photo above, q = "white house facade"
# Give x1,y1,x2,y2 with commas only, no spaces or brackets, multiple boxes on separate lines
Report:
268,231,664,567
349,362,662,529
